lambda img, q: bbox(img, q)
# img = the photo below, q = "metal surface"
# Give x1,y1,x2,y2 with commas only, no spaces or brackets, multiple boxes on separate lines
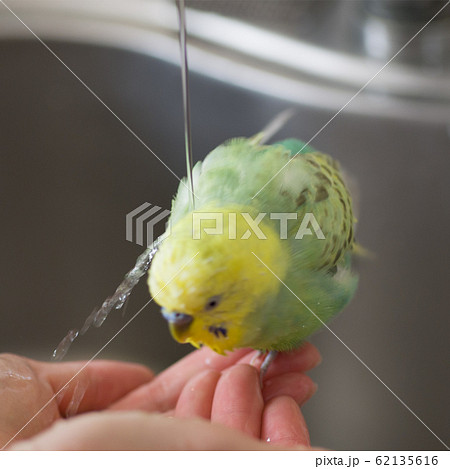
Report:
0,0,449,450
1,0,449,119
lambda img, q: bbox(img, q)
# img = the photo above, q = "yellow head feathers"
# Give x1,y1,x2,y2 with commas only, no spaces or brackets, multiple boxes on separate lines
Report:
148,204,288,353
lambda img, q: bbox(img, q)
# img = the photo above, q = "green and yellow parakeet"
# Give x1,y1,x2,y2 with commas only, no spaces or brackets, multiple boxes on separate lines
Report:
148,131,358,371
52,122,359,373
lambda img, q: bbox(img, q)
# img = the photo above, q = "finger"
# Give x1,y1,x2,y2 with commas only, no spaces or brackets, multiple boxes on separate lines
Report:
175,369,221,419
262,372,317,406
10,411,273,451
211,364,263,439
110,347,251,412
261,396,310,447
240,343,321,380
33,360,154,415
0,354,59,445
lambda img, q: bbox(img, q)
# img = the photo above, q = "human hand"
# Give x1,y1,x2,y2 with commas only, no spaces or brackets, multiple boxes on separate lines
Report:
4,343,321,450
0,353,153,448
110,344,320,447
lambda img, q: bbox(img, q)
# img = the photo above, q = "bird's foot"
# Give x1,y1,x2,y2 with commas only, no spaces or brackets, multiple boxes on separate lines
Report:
259,350,278,387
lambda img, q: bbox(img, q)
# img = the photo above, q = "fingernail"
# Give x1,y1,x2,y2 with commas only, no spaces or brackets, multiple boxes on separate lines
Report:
298,381,318,406
307,382,318,400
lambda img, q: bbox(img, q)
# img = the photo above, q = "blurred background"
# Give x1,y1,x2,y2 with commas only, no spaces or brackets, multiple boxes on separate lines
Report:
0,0,449,450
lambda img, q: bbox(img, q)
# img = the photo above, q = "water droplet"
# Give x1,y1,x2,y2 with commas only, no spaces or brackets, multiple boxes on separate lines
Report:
64,379,88,418
0,370,32,380
80,308,98,335
51,237,163,360
52,329,79,361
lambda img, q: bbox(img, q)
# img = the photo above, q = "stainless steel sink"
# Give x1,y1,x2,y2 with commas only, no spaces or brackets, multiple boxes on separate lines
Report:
1,0,449,450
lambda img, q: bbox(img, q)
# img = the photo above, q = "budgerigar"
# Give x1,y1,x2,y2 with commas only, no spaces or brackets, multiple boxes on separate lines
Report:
148,131,358,375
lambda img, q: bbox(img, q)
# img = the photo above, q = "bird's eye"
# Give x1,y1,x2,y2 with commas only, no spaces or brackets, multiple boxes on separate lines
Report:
205,295,221,311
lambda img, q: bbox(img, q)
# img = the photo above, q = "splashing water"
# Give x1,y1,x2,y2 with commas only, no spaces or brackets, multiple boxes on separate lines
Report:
53,1,192,362
52,329,79,360
64,379,88,418
52,236,163,360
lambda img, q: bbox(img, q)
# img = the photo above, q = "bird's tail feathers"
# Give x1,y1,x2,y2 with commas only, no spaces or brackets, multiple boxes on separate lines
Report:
352,243,375,259
250,108,296,145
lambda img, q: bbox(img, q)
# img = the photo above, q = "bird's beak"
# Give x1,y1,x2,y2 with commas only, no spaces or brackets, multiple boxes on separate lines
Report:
161,308,193,343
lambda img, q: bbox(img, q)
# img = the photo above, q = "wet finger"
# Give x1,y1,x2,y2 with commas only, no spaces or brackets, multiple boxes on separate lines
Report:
110,347,251,412
211,364,263,439
261,396,310,447
262,372,317,406
34,360,154,415
175,369,221,419
241,343,321,381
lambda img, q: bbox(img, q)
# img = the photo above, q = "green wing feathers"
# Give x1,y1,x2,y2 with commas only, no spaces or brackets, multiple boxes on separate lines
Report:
171,136,356,271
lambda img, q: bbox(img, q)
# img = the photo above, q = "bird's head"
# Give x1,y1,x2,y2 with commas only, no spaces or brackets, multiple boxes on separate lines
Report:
148,205,288,353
